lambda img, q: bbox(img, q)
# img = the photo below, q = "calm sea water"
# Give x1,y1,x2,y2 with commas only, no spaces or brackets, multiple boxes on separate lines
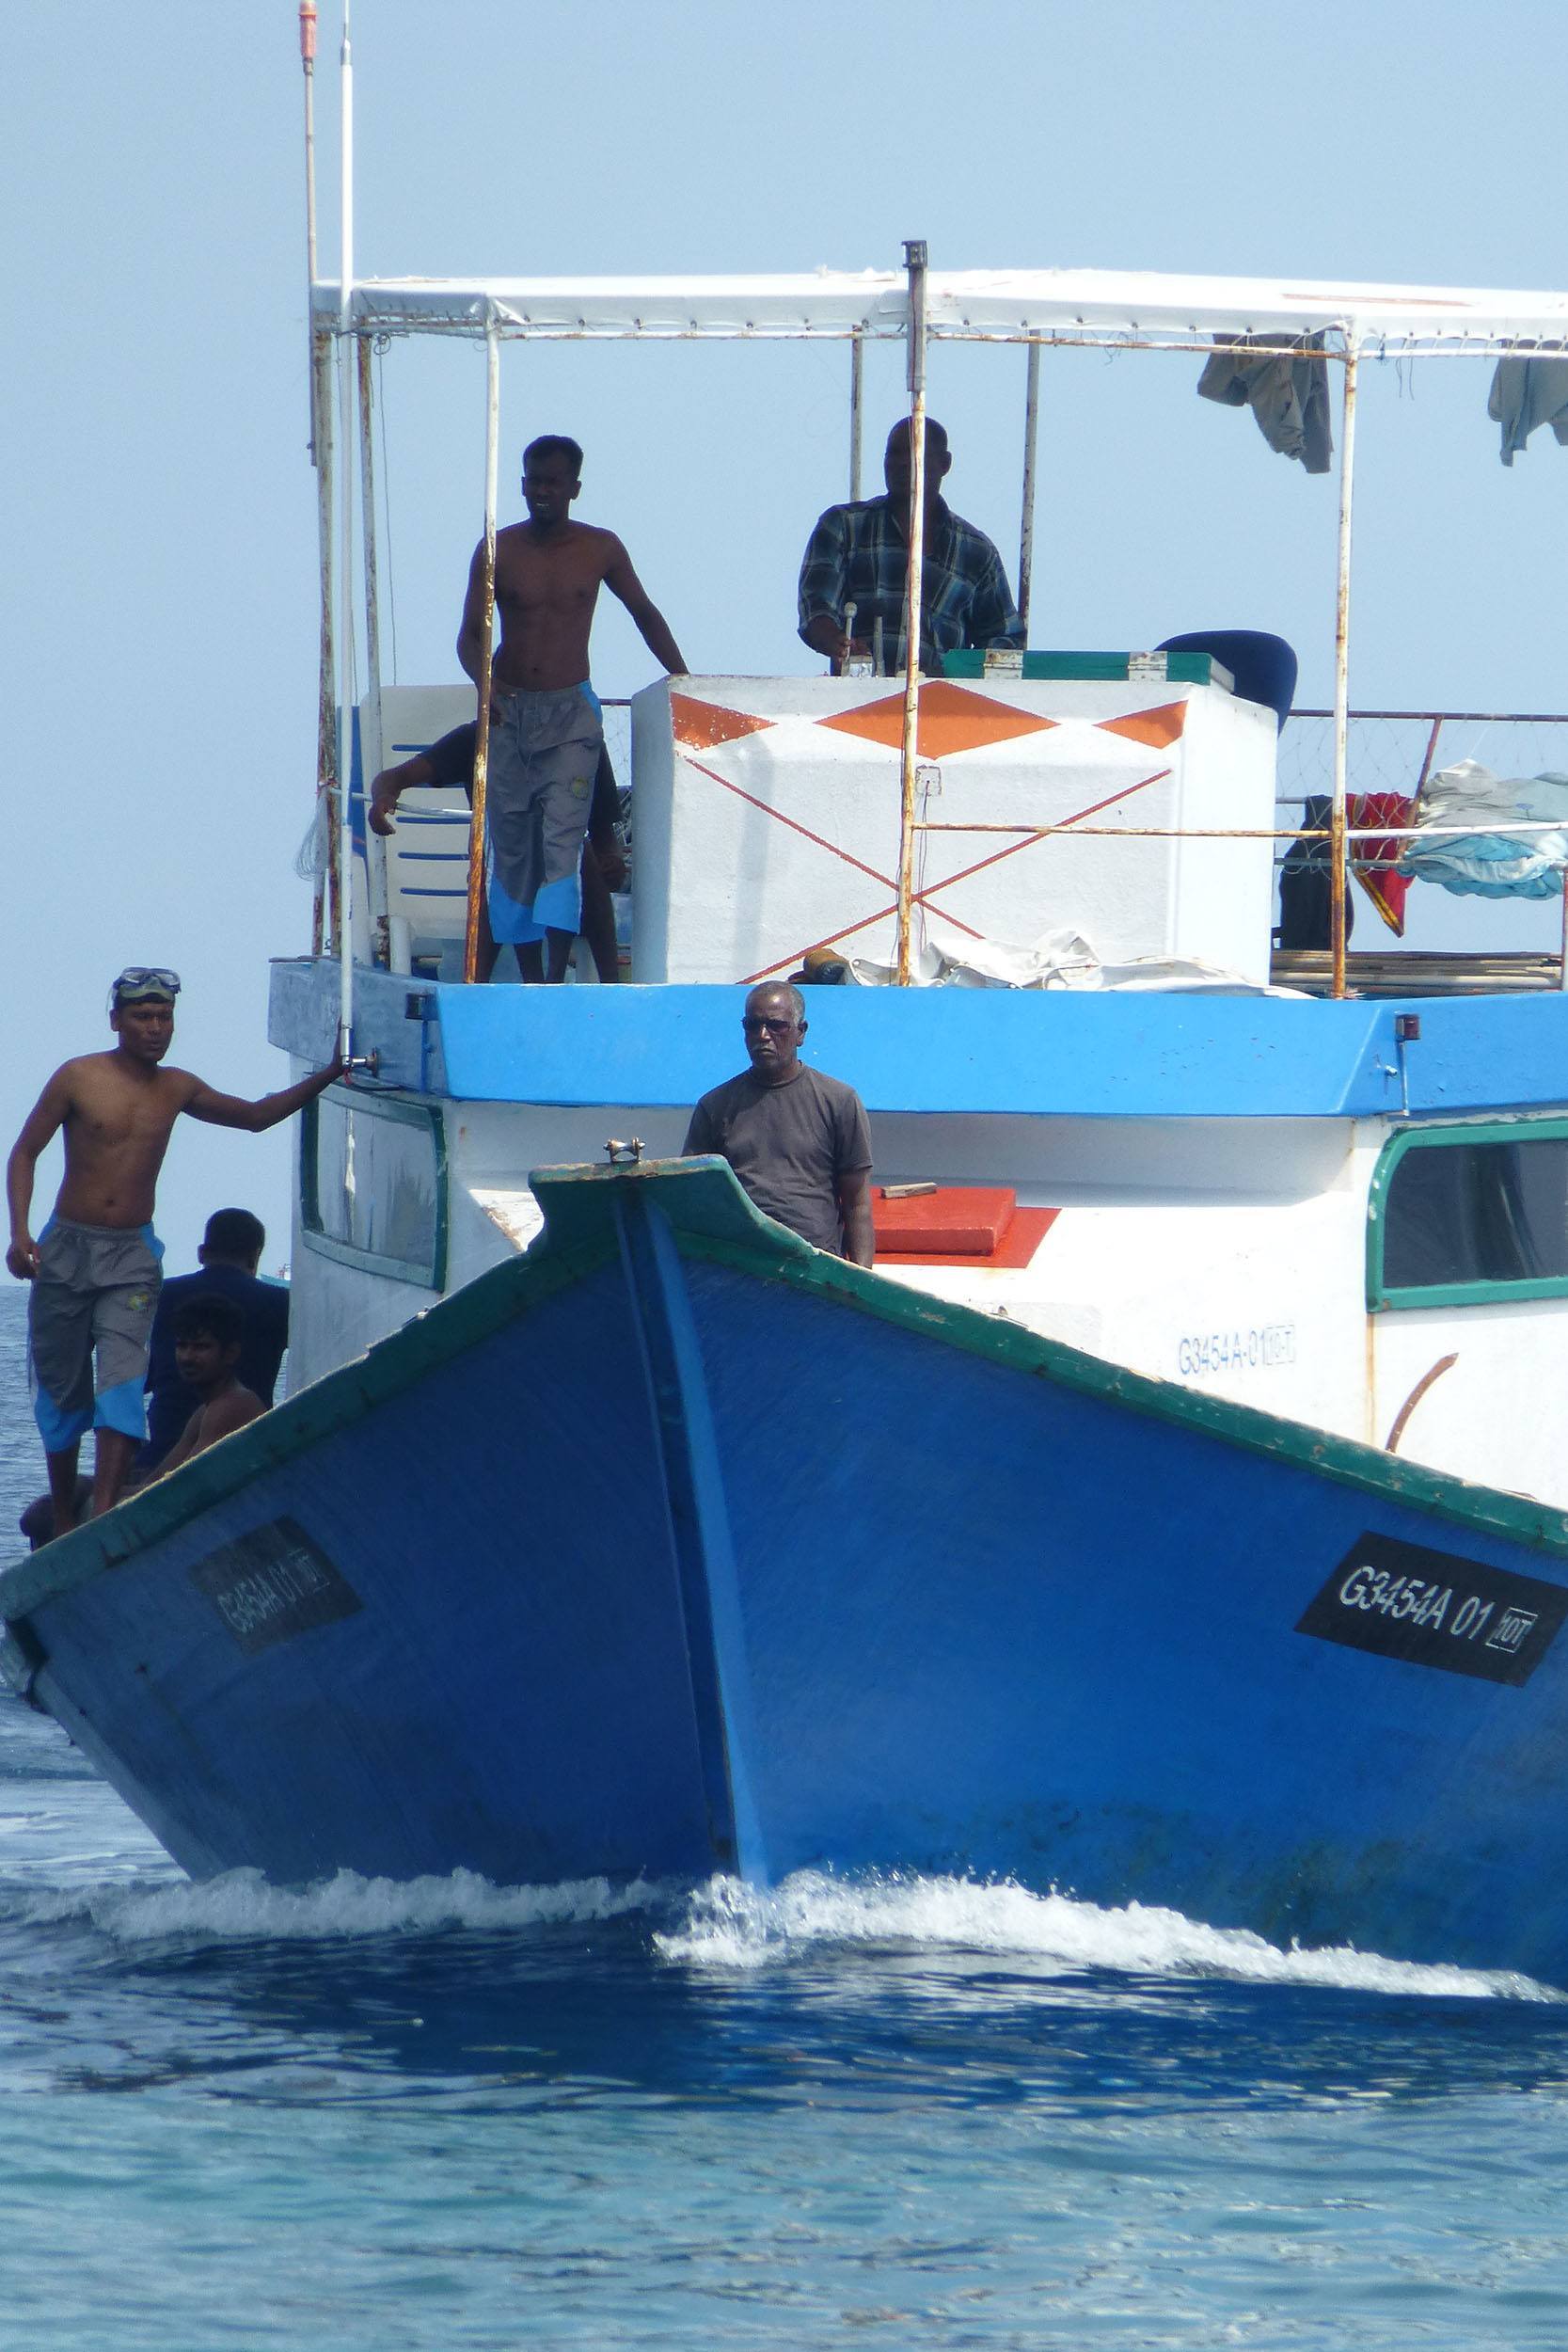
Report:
3,1288,1568,2349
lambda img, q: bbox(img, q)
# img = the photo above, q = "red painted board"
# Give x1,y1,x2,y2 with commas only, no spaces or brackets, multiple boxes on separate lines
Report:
876,1207,1060,1271
872,1185,1016,1256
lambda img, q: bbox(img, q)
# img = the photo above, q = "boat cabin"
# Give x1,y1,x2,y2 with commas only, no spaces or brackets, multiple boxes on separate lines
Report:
272,251,1568,1513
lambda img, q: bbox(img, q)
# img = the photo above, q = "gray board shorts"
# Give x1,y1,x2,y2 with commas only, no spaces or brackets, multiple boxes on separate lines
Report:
28,1217,164,1451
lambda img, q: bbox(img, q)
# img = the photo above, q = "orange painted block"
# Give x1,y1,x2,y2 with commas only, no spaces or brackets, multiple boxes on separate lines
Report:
872,1185,1017,1256
819,682,1058,760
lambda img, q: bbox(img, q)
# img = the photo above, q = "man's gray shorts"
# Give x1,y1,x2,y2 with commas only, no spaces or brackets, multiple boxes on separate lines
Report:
485,682,604,940
28,1217,164,1453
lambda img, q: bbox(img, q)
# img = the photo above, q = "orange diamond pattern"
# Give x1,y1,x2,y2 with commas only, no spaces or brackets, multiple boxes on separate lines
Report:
818,681,1058,760
1096,701,1188,749
671,694,777,751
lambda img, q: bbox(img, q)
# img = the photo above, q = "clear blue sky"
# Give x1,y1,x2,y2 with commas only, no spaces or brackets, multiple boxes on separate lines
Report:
5,0,1566,1271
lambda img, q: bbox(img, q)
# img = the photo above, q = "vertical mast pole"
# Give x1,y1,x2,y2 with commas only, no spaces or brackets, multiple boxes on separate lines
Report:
300,1,319,416
1018,339,1040,641
1330,342,1359,1003
464,317,502,984
356,333,389,964
300,0,337,957
300,4,319,322
335,0,356,1052
895,239,928,988
849,327,863,501
312,335,339,959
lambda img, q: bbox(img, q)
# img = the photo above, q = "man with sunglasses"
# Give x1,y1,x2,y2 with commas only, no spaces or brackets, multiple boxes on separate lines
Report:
5,969,342,1539
683,983,875,1265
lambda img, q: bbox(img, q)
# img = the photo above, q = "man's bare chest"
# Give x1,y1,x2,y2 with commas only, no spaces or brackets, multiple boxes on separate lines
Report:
497,545,605,615
71,1083,177,1154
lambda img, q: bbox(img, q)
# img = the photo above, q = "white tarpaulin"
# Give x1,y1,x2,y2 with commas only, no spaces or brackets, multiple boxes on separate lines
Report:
839,919,1298,995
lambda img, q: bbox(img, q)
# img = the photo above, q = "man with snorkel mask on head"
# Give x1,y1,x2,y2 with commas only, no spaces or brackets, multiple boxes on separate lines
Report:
5,969,341,1539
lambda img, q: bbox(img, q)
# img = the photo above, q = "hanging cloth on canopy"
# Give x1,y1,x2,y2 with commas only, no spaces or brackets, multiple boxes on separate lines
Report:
1348,794,1412,935
1275,794,1411,947
1488,356,1568,466
1398,759,1568,898
1196,334,1333,474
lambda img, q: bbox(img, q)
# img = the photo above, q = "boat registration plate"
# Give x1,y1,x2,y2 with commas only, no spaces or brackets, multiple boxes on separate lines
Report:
189,1518,363,1658
1295,1530,1568,1688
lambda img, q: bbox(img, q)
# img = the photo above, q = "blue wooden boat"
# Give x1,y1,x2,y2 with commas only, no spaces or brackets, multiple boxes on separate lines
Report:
7,1155,1568,1979
12,28,1568,1976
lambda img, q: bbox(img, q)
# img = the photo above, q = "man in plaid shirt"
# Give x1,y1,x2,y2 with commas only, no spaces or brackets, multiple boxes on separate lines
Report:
798,418,1024,675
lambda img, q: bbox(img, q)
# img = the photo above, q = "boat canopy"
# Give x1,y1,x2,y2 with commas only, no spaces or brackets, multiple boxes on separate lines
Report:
316,265,1568,354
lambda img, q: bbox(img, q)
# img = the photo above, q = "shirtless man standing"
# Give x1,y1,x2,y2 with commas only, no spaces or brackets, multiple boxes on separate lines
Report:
456,433,687,982
6,968,341,1537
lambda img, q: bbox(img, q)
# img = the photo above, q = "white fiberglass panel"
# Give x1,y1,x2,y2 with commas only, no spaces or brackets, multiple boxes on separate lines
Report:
633,676,1277,987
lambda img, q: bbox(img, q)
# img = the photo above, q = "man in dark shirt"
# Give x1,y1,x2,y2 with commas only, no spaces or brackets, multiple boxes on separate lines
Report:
369,723,625,982
140,1208,289,1470
798,418,1024,675
683,985,875,1264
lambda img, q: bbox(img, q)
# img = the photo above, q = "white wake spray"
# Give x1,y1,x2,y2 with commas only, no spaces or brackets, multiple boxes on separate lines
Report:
654,1869,1563,2002
14,1861,1560,2002
24,1865,661,1945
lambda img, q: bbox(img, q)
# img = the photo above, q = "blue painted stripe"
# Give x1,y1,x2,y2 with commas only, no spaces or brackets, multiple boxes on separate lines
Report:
611,1188,752,1875
269,958,1568,1120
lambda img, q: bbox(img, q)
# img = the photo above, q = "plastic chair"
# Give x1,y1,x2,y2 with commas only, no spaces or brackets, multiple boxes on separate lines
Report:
1156,629,1297,734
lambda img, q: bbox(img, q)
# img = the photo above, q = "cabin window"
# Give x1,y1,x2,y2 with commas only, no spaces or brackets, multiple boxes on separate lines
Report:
1369,1120,1568,1310
300,1089,448,1289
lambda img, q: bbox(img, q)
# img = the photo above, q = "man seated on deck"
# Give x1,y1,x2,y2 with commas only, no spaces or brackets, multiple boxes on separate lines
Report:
5,969,341,1538
139,1207,289,1473
683,983,876,1267
151,1294,264,1474
454,433,686,983
370,723,626,983
798,418,1024,675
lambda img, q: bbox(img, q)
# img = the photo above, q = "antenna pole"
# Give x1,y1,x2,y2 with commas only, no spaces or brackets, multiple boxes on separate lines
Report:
336,0,356,1055
299,3,318,298
299,0,337,956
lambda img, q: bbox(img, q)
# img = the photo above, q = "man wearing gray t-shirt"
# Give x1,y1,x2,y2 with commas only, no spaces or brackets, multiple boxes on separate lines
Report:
683,984,875,1265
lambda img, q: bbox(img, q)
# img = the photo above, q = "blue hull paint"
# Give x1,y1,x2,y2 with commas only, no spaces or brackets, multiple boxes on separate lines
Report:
7,1162,1568,1976
6,1251,736,1887
271,955,1568,1119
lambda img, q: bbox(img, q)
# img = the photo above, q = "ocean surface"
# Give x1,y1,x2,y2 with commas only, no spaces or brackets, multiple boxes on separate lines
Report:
3,1289,1568,2349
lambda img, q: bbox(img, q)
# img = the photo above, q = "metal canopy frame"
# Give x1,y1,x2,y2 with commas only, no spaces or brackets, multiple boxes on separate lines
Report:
302,5,1568,1041
310,268,1568,357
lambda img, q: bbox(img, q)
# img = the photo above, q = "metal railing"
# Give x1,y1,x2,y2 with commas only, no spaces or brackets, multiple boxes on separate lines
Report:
1278,708,1568,826
900,707,1568,995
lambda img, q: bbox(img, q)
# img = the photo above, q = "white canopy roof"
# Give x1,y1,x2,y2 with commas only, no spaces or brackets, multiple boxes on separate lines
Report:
316,265,1568,353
